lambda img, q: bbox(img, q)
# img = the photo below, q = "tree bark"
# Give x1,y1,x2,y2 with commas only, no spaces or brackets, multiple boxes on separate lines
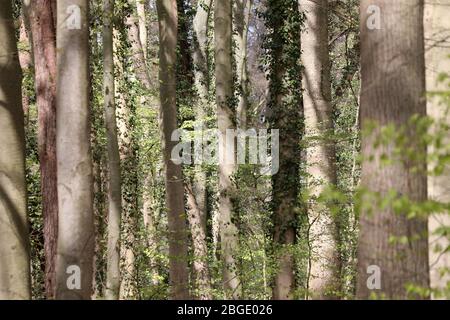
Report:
142,171,161,285
103,0,122,300
215,0,241,299
24,0,59,300
186,182,212,299
233,0,252,129
188,0,213,300
115,32,137,299
135,0,148,60
126,5,153,92
267,0,301,300
0,0,31,300
55,0,95,300
18,14,31,124
357,0,430,299
156,0,190,300
424,0,450,298
300,0,341,299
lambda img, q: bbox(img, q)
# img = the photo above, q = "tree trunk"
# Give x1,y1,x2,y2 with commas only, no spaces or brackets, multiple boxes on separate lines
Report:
103,0,122,300
424,0,450,298
142,171,161,285
186,183,212,299
357,0,430,299
115,35,137,299
135,0,148,60
233,0,252,129
18,15,31,124
0,0,31,300
189,0,213,300
156,0,190,300
126,12,153,91
270,59,297,301
55,0,95,300
24,0,59,300
300,0,341,299
215,0,241,299
267,0,301,300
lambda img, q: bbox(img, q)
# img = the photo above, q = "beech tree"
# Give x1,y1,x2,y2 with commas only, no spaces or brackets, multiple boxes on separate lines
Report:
0,0,31,300
156,0,190,300
234,0,252,129
103,0,122,300
357,0,430,299
300,0,341,299
55,0,95,300
187,0,214,299
215,0,241,299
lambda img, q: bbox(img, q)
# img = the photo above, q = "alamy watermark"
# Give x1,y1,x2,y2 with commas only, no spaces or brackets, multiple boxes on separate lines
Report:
67,5,82,30
170,124,280,175
367,265,381,290
66,265,81,290
366,5,381,30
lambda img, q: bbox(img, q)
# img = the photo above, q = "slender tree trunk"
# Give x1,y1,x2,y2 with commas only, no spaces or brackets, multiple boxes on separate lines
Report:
142,172,161,285
156,0,190,300
300,0,341,299
193,0,211,106
25,0,59,300
189,0,213,300
135,0,148,60
186,183,212,299
424,0,450,298
103,0,122,300
233,0,252,129
18,15,31,123
115,34,137,299
55,0,95,300
126,11,153,91
215,0,241,299
91,159,106,298
357,0,430,299
0,0,31,300
89,20,106,298
124,2,162,295
176,0,193,85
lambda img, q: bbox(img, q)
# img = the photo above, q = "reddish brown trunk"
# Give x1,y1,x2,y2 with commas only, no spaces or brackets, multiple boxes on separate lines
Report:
27,0,58,299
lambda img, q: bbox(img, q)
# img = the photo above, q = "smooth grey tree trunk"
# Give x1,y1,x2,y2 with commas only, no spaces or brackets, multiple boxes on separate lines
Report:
18,14,31,124
126,11,153,92
55,0,95,300
115,23,138,299
233,0,252,129
0,0,31,300
357,0,430,299
300,0,341,299
103,0,122,300
215,0,241,299
189,0,213,300
135,0,147,60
